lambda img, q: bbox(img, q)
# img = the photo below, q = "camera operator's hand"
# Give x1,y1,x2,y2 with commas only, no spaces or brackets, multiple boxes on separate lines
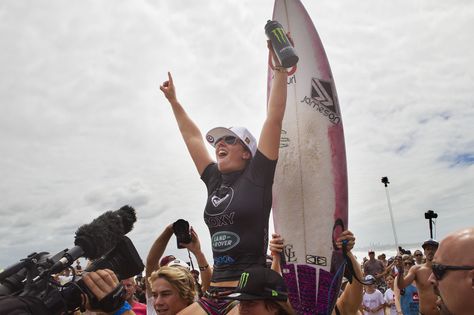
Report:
82,269,123,312
180,226,201,254
180,226,212,292
82,269,129,314
83,269,119,301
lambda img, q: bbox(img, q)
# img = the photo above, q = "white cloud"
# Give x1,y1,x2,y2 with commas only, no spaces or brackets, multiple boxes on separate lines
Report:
0,0,473,269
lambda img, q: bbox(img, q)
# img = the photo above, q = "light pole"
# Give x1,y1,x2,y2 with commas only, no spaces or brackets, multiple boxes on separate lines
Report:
381,177,399,251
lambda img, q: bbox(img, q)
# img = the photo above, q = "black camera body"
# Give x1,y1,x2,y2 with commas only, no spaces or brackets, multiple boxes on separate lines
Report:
424,210,438,220
0,206,144,315
398,246,412,255
173,219,192,249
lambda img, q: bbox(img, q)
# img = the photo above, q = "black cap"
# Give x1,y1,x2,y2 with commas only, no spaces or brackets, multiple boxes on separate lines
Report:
422,239,439,249
227,267,288,301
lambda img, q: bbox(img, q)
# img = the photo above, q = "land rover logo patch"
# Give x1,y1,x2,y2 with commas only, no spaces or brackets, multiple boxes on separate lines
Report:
211,231,240,252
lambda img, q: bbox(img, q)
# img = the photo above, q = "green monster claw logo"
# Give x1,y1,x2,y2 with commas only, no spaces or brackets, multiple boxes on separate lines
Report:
238,272,250,289
272,290,278,297
271,27,287,44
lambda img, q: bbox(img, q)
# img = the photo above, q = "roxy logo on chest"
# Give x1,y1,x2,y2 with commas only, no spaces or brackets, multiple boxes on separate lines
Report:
211,194,230,207
205,186,234,216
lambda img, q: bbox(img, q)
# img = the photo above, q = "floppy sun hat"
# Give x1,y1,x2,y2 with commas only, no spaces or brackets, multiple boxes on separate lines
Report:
206,126,257,157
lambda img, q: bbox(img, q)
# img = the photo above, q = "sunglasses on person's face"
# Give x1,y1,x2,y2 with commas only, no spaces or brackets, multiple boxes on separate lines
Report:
415,254,422,256
216,136,238,145
431,263,474,281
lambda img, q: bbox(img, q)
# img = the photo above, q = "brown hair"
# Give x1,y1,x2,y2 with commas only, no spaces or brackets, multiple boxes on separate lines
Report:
263,300,296,315
148,266,196,305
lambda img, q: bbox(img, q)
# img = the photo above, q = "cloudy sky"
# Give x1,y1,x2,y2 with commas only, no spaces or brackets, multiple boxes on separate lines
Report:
1,0,473,269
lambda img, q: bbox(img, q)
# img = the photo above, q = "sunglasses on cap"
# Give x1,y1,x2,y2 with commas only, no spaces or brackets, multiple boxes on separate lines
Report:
216,136,239,145
431,263,474,281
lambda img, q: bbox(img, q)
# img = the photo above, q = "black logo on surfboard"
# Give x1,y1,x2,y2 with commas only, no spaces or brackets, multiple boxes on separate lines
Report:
311,78,338,114
300,78,341,125
284,244,297,262
279,129,290,148
306,255,327,266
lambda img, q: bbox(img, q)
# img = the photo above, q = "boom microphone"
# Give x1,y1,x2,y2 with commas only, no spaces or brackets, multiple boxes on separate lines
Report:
49,205,137,274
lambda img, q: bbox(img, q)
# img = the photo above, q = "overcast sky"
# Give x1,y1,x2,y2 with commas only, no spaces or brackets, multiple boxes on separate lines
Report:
1,0,473,269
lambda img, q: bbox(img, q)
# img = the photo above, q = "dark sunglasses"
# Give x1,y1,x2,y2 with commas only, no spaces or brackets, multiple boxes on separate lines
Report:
216,136,238,145
415,254,422,256
431,263,474,281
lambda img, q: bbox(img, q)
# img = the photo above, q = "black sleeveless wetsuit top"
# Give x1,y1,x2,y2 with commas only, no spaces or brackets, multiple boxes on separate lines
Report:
201,150,277,282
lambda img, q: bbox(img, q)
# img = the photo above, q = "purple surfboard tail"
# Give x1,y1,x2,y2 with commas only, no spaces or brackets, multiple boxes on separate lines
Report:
316,268,344,315
282,264,301,313
297,264,317,314
283,262,346,315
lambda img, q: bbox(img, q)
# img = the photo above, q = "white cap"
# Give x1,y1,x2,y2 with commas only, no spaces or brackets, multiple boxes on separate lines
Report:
167,258,190,270
364,275,376,284
206,126,257,157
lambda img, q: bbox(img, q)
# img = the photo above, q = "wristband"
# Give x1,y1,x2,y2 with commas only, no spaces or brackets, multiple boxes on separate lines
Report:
113,301,132,315
89,283,126,313
274,66,288,73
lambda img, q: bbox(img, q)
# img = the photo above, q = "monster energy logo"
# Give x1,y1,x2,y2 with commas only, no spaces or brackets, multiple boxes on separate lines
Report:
271,27,287,44
272,290,278,297
238,272,250,289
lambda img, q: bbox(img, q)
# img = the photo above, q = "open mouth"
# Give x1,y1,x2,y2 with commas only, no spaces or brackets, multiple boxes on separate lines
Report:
217,149,228,157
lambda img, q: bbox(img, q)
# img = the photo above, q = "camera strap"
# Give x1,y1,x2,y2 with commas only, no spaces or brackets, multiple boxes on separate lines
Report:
342,242,372,286
187,249,195,271
89,283,126,313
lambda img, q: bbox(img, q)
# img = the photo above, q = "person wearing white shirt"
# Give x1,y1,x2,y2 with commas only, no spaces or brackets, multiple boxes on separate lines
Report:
384,275,397,315
361,275,385,315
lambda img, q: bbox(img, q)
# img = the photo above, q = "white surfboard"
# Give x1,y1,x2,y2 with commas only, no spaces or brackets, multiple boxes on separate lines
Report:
268,1,348,314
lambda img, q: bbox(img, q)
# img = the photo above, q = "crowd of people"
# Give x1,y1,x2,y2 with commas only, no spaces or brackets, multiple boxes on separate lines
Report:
358,232,474,315
63,226,474,315
360,240,436,315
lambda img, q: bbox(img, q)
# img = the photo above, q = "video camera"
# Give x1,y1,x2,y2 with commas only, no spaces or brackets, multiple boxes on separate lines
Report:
424,210,438,220
0,205,144,315
398,246,412,255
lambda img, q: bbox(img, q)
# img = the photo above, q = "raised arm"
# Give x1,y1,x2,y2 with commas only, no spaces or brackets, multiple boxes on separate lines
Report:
180,226,212,292
395,256,416,289
335,231,363,315
258,42,289,160
269,233,285,274
160,72,213,175
380,259,396,279
145,224,173,295
393,275,403,314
